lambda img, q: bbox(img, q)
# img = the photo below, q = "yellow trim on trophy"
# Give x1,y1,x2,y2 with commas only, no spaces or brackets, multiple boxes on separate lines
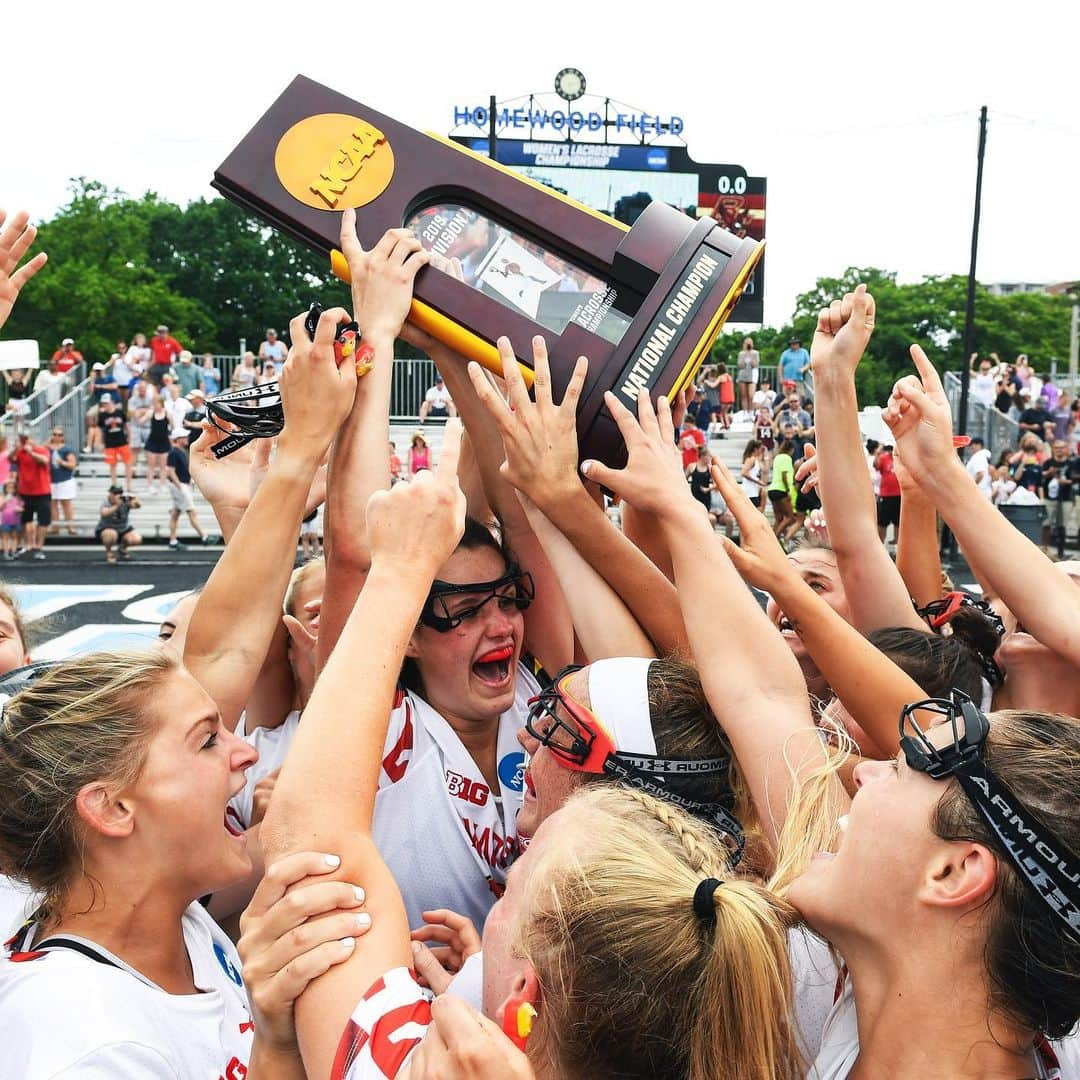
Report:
422,132,630,234
669,240,766,399
330,249,535,388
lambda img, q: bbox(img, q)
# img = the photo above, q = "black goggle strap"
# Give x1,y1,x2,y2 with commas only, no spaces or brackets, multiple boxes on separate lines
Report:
952,758,1080,940
901,694,1080,939
601,755,745,866
610,752,730,776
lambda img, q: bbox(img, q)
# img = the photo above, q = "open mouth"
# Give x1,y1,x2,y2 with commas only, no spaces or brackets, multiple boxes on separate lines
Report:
777,614,799,637
224,807,245,838
473,644,514,687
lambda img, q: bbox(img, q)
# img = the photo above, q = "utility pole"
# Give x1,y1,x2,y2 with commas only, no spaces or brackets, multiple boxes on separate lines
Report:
956,106,988,438
942,107,988,566
488,94,497,161
1069,298,1078,399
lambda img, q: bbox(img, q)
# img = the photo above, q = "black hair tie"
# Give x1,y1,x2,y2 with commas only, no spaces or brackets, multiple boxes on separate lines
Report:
693,877,722,923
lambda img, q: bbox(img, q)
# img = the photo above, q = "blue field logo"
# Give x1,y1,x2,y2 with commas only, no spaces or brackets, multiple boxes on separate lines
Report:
214,942,244,986
498,751,526,793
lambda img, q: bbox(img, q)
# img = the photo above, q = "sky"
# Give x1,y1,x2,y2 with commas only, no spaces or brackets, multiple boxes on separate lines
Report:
5,0,1079,331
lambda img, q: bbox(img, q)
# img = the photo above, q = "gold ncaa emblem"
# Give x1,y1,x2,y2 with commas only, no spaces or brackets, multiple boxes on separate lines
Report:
275,113,395,211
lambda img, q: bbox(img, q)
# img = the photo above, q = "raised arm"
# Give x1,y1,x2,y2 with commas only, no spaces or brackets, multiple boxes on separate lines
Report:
580,390,843,851
709,461,928,760
0,210,47,333
183,308,358,729
894,451,943,610
260,423,467,1080
467,350,690,657
886,346,1080,668
420,333,574,675
316,214,429,671
518,494,655,662
809,286,924,633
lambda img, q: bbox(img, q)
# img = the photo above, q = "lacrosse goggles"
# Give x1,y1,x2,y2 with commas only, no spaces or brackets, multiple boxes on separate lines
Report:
525,661,745,864
899,691,1079,939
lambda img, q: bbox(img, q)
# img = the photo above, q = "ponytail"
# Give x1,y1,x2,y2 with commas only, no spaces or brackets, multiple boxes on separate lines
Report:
520,786,803,1080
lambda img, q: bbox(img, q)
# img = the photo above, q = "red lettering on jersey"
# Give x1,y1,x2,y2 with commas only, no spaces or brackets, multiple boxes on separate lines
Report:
332,1018,368,1080
368,999,431,1075
218,1057,247,1080
8,950,48,962
382,703,413,783
488,878,506,899
446,771,490,806
462,819,520,872
238,1020,255,1035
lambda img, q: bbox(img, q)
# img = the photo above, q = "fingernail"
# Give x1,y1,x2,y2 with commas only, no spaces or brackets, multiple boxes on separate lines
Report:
533,335,544,346
411,941,422,954
580,461,592,475
353,886,366,903
340,936,356,949
324,854,341,868
354,913,372,929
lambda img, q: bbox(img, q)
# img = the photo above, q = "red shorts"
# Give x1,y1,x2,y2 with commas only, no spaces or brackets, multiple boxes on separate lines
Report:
104,445,132,466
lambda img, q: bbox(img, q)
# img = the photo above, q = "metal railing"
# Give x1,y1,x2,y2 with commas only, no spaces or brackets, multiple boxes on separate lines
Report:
2,362,85,421
24,371,96,449
390,357,441,420
943,371,1020,458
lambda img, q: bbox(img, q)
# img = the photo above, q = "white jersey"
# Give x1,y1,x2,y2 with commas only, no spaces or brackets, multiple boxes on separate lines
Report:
227,667,538,930
0,901,253,1079
811,968,1072,1079
227,709,302,831
333,966,432,1079
374,667,537,931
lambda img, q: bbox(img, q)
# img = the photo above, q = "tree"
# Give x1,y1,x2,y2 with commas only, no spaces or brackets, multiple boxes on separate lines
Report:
143,197,334,353
714,267,1072,406
3,180,212,363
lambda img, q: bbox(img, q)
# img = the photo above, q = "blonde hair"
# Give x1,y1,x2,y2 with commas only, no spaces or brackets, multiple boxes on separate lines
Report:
283,555,324,618
0,650,178,923
519,786,802,1080
0,584,30,658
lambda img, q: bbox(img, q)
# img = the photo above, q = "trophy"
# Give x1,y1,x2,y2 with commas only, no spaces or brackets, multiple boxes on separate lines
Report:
214,76,763,465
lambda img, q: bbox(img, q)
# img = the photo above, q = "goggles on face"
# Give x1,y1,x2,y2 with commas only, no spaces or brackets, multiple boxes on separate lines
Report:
419,565,534,633
900,691,1080,939
915,591,1006,687
526,666,745,864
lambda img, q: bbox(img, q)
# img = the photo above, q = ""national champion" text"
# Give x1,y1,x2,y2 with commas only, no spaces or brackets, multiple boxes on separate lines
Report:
618,251,721,403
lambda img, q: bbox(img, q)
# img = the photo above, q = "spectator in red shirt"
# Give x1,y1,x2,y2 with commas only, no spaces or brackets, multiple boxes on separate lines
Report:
678,414,706,469
148,324,182,386
874,443,902,544
12,433,51,559
50,337,83,374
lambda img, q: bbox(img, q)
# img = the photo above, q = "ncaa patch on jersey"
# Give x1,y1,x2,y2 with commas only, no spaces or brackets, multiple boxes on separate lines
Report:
214,942,244,987
498,751,526,793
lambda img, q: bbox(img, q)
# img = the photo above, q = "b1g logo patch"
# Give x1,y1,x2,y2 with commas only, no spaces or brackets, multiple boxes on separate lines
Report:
498,751,525,793
214,942,244,987
447,770,490,806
